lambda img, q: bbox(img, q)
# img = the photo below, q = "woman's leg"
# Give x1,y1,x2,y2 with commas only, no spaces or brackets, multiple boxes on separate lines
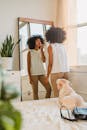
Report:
39,75,51,98
51,73,64,97
31,75,39,100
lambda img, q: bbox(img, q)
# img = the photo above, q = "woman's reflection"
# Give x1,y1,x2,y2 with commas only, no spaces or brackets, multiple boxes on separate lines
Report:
27,35,51,100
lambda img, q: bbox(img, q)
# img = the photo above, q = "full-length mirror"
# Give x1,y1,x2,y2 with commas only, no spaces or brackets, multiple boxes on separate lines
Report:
18,17,53,101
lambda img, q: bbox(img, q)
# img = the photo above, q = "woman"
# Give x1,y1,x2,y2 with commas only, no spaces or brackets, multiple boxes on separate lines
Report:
27,35,51,100
45,27,69,97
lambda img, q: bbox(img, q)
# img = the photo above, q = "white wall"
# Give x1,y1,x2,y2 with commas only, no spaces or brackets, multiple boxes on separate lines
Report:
0,0,58,70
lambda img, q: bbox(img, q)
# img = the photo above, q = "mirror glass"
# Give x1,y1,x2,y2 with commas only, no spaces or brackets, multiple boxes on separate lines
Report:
30,23,44,37
18,17,53,101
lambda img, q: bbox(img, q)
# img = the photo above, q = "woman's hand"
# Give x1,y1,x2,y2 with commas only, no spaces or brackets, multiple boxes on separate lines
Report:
29,77,33,85
45,75,49,84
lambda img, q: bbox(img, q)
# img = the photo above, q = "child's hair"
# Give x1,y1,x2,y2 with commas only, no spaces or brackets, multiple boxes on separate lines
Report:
27,35,44,49
45,27,66,43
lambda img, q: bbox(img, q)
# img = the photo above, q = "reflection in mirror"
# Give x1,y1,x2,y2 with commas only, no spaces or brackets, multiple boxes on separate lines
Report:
19,22,29,76
30,23,44,37
18,17,53,101
45,25,52,31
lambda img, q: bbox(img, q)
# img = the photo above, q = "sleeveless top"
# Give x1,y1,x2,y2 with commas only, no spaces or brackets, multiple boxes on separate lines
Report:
30,49,46,75
50,43,69,73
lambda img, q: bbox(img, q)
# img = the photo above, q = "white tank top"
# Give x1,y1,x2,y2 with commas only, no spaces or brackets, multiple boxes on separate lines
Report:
30,49,46,75
50,43,69,73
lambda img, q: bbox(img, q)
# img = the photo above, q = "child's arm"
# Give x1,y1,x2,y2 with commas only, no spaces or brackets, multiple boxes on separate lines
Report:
47,45,53,78
27,51,32,84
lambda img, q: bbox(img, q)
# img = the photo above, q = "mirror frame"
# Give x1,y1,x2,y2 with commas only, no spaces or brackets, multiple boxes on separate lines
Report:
18,17,54,101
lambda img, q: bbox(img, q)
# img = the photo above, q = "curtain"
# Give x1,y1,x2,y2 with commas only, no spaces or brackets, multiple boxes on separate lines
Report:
55,0,77,66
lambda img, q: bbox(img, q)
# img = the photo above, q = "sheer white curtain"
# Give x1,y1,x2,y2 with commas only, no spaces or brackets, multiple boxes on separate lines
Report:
56,0,77,66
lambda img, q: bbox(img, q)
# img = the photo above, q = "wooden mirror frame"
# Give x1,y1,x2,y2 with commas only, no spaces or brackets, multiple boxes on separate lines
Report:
18,17,54,101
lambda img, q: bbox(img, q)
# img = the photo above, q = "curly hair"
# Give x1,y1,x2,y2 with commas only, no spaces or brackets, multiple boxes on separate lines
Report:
27,35,44,49
45,27,66,43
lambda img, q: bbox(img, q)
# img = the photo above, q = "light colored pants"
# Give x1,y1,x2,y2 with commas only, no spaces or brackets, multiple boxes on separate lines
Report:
51,72,69,97
31,75,51,100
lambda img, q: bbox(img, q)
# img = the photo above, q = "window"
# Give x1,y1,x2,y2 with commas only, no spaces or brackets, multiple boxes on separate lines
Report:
77,0,87,65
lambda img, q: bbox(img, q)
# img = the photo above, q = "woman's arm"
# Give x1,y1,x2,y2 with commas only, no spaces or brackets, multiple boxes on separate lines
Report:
40,46,46,62
47,45,53,78
27,51,32,84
